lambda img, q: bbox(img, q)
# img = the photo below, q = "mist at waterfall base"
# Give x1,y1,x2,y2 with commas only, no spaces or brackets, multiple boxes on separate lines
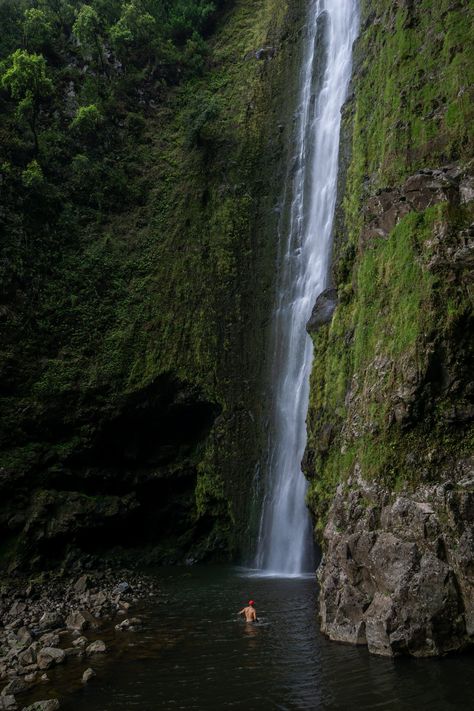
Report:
254,0,359,576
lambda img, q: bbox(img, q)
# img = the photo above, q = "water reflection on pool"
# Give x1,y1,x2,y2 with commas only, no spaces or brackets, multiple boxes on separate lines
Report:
28,566,474,710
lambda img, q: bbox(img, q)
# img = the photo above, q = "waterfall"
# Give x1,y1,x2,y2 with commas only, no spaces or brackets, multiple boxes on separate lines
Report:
255,0,359,576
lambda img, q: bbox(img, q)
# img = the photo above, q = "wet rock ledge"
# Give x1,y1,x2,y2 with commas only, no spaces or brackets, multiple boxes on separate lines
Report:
318,462,474,657
0,571,159,709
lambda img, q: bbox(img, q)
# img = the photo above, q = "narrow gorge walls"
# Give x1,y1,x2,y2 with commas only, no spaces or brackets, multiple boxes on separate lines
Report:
304,0,474,655
0,0,306,571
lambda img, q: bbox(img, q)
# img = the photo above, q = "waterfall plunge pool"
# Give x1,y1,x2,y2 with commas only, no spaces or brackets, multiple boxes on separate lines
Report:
27,566,474,710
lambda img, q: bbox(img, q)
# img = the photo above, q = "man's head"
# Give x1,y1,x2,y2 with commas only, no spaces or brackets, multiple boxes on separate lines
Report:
248,600,255,607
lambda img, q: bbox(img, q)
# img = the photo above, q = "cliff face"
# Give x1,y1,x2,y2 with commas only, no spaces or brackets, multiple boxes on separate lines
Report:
305,0,474,655
0,0,305,571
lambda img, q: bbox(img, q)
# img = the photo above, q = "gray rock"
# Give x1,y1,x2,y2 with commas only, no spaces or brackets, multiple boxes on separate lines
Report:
82,668,96,684
78,612,100,631
37,648,66,671
8,603,26,619
72,636,87,648
15,629,32,651
112,582,130,596
255,46,275,60
89,592,107,608
38,634,59,648
18,643,40,667
38,613,63,632
307,288,338,333
115,619,130,631
63,647,82,658
85,640,106,655
73,575,91,595
65,612,87,633
2,677,29,696
21,701,59,711
6,620,23,632
318,470,474,656
0,696,17,710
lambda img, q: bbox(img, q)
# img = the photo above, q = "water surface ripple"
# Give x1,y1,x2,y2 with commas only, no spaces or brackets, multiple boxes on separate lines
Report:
50,567,474,710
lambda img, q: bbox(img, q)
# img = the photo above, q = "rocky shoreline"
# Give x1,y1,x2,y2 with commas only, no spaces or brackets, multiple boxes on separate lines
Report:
0,570,160,710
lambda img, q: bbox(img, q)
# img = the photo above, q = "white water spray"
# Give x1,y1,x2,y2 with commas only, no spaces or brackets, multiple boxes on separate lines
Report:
255,0,359,576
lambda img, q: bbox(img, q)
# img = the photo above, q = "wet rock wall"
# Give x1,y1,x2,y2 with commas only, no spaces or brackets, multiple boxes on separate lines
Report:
304,0,474,656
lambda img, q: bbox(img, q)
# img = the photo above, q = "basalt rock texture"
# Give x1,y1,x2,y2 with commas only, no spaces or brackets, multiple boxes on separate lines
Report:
320,464,474,656
305,0,474,656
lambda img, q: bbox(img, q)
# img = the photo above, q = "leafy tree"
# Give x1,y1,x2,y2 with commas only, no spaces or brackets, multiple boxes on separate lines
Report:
70,103,103,134
168,0,216,43
1,49,53,152
23,8,54,51
22,158,45,188
73,5,106,70
38,0,75,32
109,0,158,65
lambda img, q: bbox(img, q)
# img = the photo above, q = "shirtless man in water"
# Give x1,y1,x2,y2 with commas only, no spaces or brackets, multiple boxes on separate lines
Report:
238,600,258,622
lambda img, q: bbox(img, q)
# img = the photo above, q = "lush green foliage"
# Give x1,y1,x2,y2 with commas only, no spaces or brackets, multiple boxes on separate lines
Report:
305,0,474,533
0,0,298,566
0,0,226,210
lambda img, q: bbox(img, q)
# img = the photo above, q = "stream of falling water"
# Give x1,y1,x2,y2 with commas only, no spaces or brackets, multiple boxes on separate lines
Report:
255,0,359,575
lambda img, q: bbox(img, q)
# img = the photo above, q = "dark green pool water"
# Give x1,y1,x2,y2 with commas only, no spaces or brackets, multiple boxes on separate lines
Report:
29,566,474,710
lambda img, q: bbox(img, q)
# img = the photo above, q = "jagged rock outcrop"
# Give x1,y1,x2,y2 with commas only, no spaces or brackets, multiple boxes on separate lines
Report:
319,462,474,656
361,167,474,244
307,288,338,333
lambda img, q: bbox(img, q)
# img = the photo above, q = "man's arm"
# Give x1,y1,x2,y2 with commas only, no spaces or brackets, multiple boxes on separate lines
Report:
237,608,245,615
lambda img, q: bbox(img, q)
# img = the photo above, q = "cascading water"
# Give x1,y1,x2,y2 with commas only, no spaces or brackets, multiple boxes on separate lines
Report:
255,0,359,575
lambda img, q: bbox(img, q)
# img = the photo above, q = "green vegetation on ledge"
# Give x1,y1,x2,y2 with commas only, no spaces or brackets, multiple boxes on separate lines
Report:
305,0,474,534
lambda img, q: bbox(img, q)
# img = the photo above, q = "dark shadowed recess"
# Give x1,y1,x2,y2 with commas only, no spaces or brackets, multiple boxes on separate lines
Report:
0,373,222,572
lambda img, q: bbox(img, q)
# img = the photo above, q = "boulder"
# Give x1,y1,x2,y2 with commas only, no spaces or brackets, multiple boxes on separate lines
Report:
90,592,107,608
0,696,17,710
18,643,40,667
38,635,59,648
15,629,32,651
318,471,474,656
255,46,275,60
73,576,92,595
116,616,142,631
112,582,130,596
307,288,338,333
38,614,63,632
82,668,96,684
72,636,87,648
21,701,59,711
85,640,106,655
37,648,66,671
65,612,87,633
8,603,26,619
63,648,82,659
1,677,29,696
78,612,100,631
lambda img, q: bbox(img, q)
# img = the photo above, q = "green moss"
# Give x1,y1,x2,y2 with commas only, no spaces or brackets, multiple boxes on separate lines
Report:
0,0,306,565
353,208,437,370
306,0,474,541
